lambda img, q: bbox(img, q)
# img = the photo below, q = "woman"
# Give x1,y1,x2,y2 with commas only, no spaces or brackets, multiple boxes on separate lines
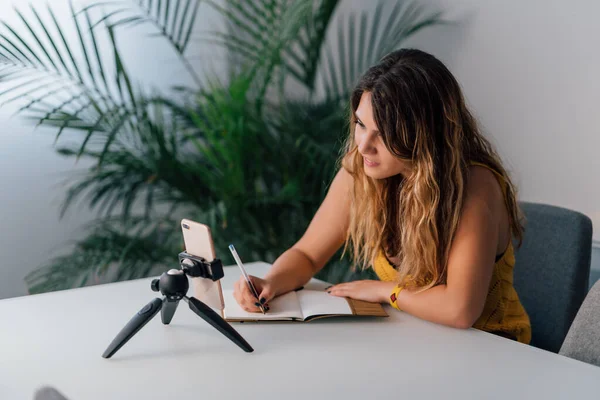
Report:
233,48,531,344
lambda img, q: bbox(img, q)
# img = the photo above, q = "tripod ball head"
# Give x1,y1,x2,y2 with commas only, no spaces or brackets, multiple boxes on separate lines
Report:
150,269,189,299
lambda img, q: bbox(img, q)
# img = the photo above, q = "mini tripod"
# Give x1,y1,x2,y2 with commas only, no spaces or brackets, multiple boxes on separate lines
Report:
102,253,253,358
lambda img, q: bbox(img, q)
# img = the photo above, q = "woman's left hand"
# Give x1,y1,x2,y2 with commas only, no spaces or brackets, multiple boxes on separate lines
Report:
327,280,396,303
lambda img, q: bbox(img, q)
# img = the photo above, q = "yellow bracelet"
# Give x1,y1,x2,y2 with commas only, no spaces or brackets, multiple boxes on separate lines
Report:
389,284,403,310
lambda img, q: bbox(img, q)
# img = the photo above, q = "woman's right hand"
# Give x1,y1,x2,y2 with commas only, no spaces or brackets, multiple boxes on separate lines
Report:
233,275,277,312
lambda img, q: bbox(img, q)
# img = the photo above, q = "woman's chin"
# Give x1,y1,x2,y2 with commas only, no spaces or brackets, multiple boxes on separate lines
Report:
364,168,387,180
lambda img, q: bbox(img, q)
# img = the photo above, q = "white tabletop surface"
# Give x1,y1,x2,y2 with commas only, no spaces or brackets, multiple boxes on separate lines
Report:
2,262,600,400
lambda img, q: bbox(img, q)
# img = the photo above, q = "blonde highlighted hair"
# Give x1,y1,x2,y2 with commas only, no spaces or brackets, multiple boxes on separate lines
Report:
341,49,523,289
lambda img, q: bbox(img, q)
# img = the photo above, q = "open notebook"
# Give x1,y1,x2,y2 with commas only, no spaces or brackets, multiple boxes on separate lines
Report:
222,288,388,322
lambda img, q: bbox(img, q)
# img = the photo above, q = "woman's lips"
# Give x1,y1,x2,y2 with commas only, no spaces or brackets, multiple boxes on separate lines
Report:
364,157,379,167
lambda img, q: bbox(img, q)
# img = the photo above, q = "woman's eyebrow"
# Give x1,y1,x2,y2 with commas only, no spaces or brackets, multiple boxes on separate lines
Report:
353,114,380,133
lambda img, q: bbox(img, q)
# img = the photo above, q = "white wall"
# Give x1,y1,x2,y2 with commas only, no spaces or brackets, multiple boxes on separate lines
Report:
404,0,600,244
0,0,229,299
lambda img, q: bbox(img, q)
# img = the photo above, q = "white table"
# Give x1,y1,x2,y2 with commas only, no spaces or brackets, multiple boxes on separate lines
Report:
2,262,600,400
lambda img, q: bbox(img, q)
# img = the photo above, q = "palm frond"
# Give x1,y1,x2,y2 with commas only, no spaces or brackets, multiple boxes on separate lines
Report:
319,0,444,100
0,3,102,106
206,0,313,109
24,217,181,294
81,0,203,86
282,0,340,92
83,0,200,55
0,1,143,156
55,99,195,222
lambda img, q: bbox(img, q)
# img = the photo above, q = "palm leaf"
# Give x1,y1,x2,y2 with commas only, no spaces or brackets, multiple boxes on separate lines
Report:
0,1,138,149
81,0,203,86
52,89,232,224
206,0,313,108
320,0,444,100
0,65,31,82
83,0,200,55
24,217,181,294
282,0,340,92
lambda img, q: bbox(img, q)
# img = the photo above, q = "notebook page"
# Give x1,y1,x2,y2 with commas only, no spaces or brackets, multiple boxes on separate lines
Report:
297,290,352,319
222,290,303,320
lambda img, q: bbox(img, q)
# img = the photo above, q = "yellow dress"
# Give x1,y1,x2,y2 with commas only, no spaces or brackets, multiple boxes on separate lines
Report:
373,163,532,344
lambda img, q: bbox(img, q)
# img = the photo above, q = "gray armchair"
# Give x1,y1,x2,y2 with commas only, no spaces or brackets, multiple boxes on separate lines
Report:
559,280,600,366
513,202,593,353
34,386,69,400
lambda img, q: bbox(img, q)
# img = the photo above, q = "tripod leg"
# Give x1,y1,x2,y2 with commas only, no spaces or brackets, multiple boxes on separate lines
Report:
186,296,254,353
161,298,179,325
102,298,163,359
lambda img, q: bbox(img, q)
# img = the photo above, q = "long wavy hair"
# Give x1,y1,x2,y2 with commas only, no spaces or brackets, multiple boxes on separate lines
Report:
341,48,524,289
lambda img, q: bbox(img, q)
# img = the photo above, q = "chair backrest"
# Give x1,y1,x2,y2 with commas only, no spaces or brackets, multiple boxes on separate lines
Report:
559,280,600,366
34,386,69,400
513,202,592,353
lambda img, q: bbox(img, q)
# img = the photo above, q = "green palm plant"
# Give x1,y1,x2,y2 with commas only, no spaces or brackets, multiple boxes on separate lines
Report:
0,0,443,294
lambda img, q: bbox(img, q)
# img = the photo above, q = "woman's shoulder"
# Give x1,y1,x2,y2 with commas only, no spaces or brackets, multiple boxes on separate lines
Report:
466,163,512,259
330,167,354,195
465,163,506,216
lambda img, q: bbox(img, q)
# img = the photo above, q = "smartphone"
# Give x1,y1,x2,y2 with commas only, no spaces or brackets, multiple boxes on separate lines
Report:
181,219,225,311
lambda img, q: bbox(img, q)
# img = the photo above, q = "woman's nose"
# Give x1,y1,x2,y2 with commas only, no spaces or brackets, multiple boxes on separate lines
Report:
357,132,375,154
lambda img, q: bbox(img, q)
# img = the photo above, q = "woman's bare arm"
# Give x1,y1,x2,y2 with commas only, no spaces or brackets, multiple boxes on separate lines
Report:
264,168,353,295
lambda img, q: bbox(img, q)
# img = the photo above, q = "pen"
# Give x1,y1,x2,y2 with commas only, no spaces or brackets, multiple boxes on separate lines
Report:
229,244,266,314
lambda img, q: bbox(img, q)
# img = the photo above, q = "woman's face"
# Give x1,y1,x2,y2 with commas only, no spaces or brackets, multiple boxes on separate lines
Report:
354,92,411,179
